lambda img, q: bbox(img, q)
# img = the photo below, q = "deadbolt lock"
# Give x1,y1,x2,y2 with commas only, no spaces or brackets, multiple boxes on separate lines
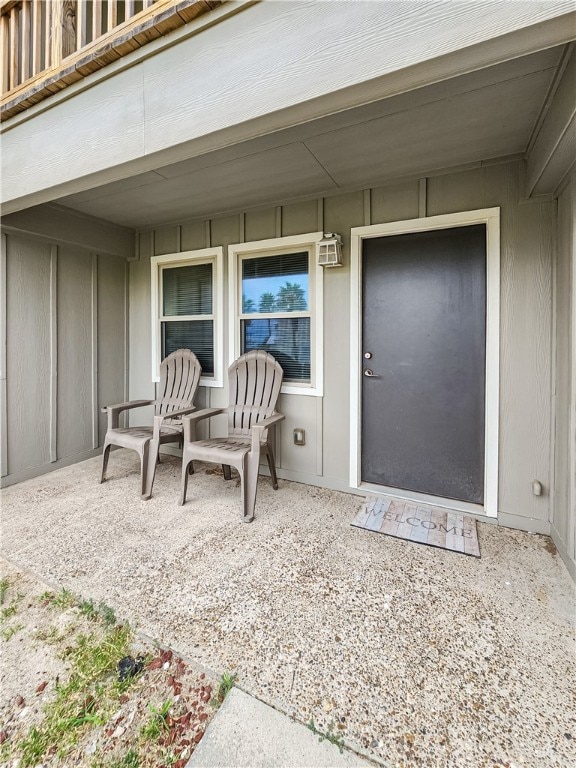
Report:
364,352,372,359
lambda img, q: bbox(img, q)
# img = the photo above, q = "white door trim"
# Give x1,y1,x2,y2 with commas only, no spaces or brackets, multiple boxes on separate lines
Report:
350,208,500,518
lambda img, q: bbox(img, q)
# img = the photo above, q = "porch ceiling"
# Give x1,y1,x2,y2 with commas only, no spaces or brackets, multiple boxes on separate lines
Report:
58,47,565,229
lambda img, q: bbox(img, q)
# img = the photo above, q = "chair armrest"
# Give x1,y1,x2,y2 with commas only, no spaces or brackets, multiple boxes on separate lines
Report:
182,408,225,442
152,406,196,440
101,399,153,414
251,413,285,451
252,413,285,430
102,399,154,429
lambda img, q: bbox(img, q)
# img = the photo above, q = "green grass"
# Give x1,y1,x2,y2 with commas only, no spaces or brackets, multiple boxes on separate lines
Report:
34,625,68,645
0,576,9,604
307,719,345,754
78,599,117,627
0,578,23,640
0,603,18,622
111,750,141,768
91,749,141,768
97,603,117,628
212,671,237,706
8,583,177,767
78,598,98,621
0,622,24,640
39,589,117,627
39,588,76,610
139,700,172,741
19,727,45,766
17,622,132,766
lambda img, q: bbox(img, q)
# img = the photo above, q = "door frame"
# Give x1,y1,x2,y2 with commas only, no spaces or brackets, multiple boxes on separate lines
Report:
350,208,500,518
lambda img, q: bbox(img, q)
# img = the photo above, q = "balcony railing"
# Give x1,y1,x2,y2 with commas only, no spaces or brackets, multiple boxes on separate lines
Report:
1,0,220,120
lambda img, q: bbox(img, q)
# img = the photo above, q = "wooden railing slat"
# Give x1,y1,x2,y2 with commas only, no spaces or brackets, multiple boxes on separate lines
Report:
32,0,41,74
107,0,118,32
62,0,75,58
9,5,17,90
92,0,103,42
125,1,136,19
21,0,30,80
43,0,51,69
50,0,62,68
77,0,86,49
1,13,9,92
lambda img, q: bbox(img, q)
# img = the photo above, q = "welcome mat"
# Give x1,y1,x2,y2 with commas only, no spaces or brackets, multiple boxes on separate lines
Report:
352,496,480,557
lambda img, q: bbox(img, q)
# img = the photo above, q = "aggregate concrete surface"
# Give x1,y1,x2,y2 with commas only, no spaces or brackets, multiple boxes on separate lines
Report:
2,452,575,768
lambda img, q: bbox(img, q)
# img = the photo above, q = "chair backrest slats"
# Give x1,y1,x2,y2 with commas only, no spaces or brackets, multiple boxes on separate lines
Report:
155,349,202,417
162,355,177,409
173,354,191,406
228,351,283,436
260,354,276,410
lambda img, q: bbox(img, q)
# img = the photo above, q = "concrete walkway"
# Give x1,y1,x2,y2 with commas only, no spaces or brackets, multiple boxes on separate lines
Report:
188,688,371,768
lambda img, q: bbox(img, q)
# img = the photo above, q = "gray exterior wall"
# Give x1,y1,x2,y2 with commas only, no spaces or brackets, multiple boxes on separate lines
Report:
0,228,128,486
552,173,576,579
129,159,556,532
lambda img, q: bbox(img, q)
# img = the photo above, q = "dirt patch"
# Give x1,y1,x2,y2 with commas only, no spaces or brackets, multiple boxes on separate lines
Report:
544,538,558,556
0,558,221,767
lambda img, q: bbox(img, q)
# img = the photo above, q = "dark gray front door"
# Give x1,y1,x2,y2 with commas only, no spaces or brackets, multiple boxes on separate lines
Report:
361,225,486,504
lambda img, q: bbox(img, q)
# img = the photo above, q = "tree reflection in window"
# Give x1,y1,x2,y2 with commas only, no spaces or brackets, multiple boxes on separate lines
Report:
240,253,311,382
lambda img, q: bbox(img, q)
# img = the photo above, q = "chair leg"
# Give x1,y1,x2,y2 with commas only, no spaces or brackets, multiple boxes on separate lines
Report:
265,446,279,490
100,441,112,483
188,461,195,475
142,439,161,500
243,449,260,523
180,457,192,505
222,464,232,481
140,442,153,499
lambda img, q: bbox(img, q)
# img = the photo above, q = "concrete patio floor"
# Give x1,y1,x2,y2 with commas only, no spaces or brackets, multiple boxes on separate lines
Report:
1,451,575,768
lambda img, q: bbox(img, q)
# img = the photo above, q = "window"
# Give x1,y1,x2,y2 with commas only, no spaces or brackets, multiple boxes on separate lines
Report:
229,233,324,396
151,248,224,386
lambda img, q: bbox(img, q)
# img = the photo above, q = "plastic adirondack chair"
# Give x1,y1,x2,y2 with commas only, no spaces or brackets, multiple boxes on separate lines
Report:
180,350,284,522
100,349,202,499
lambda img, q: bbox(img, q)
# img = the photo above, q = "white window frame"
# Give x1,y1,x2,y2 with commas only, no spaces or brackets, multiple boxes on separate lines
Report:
150,247,224,387
228,233,324,396
350,208,500,518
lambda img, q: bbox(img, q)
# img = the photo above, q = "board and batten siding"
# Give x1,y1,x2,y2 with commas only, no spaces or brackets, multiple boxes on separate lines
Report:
130,159,557,532
552,173,576,579
0,231,128,486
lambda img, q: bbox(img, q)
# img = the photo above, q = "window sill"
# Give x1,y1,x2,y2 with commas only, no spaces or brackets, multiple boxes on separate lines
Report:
281,384,323,397
152,376,223,388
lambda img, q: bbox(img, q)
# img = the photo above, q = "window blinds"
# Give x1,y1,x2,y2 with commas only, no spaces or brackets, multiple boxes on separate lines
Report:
162,263,213,316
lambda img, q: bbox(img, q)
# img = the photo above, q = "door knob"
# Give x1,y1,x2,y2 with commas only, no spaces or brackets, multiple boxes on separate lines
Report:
364,368,379,378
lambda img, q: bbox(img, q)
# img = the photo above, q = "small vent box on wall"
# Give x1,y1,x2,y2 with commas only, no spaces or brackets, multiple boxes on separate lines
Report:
316,233,343,267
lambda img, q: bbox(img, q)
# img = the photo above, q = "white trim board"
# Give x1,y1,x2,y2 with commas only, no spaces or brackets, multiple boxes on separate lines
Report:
0,234,7,478
228,232,324,397
349,208,501,519
150,247,224,388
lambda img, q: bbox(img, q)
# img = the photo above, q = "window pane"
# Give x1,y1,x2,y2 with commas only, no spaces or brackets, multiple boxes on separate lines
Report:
163,263,213,316
242,252,309,314
241,318,310,382
162,320,214,376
